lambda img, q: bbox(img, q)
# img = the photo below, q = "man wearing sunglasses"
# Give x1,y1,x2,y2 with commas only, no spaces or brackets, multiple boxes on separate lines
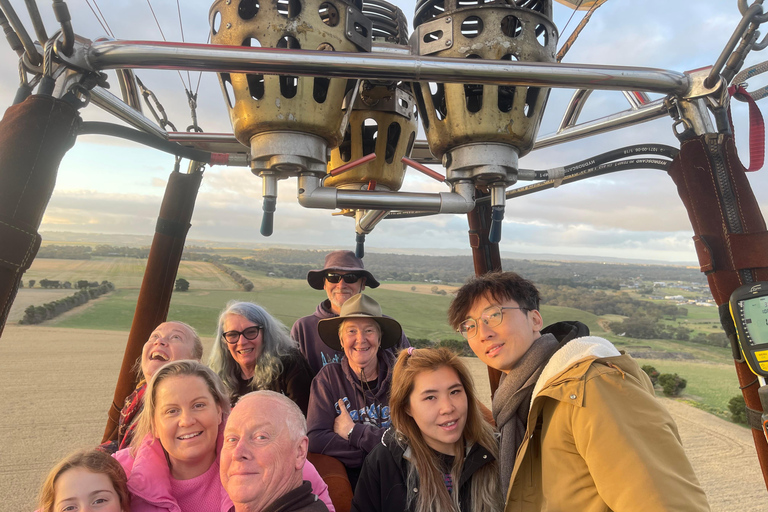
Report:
448,271,709,512
291,250,410,374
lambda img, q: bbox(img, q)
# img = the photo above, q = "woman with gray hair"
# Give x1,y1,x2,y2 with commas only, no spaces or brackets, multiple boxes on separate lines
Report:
209,300,313,413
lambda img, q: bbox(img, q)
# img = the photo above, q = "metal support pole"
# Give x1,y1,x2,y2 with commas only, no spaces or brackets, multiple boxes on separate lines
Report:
101,169,203,442
466,191,503,398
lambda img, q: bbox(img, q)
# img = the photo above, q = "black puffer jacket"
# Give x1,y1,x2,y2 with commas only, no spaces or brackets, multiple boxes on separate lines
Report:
351,428,496,512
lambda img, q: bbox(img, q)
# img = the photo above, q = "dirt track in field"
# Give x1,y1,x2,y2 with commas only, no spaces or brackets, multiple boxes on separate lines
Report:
1,325,765,511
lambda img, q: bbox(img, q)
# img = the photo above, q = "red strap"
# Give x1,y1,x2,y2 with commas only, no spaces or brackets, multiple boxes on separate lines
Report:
728,84,765,172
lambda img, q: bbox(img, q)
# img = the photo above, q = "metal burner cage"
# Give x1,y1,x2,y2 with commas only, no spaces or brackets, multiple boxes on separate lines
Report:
411,0,557,161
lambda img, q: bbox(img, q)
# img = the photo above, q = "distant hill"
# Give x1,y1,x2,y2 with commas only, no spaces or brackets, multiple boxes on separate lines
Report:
40,231,698,267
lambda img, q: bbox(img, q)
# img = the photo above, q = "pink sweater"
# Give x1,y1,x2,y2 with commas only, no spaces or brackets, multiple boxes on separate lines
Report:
114,427,334,512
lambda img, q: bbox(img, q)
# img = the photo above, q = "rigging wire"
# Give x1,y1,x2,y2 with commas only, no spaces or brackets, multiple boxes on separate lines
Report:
176,0,192,98
144,0,189,91
85,0,114,37
557,0,583,40
557,0,606,63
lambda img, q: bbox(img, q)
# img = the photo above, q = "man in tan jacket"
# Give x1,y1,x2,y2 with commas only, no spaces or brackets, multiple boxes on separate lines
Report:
448,271,710,511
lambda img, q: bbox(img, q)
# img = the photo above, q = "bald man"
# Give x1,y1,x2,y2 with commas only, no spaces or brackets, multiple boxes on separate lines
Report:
221,391,328,512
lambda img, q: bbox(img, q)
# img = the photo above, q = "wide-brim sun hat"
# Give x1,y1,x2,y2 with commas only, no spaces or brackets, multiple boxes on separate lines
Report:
318,293,401,351
306,250,380,290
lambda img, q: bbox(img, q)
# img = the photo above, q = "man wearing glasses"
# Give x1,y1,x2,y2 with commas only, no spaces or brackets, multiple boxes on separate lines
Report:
291,250,410,374
448,271,709,512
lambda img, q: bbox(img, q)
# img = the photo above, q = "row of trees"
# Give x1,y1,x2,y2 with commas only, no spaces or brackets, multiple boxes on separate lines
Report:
22,279,102,289
607,315,728,347
19,281,115,324
211,262,254,291
35,245,152,259
539,285,688,318
409,338,474,357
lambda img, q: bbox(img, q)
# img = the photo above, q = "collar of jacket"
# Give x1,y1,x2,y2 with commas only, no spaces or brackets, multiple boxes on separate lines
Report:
381,428,495,489
529,336,621,410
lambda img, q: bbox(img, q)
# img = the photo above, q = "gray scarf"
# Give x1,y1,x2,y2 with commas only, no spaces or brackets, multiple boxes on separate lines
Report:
492,333,560,492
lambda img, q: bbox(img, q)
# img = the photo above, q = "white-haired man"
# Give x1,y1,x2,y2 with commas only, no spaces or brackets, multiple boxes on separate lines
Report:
221,391,329,512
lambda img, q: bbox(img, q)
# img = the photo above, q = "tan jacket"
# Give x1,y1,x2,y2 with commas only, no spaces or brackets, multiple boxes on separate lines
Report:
505,336,710,512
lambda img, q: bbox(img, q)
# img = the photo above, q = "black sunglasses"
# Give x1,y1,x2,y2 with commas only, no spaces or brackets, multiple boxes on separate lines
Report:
325,272,362,284
222,325,262,344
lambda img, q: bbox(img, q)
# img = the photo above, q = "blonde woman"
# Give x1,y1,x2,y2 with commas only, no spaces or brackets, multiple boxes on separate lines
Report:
351,347,502,512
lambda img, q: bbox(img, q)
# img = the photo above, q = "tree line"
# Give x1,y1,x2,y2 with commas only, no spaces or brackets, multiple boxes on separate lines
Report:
20,281,115,324
211,262,254,291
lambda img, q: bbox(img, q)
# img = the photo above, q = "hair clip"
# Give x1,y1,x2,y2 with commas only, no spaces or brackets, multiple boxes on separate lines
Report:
407,347,414,356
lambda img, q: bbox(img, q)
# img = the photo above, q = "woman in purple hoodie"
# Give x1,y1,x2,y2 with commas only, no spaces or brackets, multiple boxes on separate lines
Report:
307,294,403,489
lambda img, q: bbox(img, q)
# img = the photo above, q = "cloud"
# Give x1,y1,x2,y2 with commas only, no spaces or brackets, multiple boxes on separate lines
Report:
4,0,767,264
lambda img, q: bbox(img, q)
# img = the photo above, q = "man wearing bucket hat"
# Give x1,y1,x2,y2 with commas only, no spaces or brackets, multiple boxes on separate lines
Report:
306,293,400,489
291,250,409,374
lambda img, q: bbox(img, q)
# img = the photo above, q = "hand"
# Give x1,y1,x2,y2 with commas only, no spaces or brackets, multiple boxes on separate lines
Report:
333,399,355,439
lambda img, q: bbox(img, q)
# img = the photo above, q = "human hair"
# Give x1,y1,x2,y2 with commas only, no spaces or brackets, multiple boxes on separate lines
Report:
209,301,297,396
133,321,204,384
38,449,130,512
389,347,501,512
131,360,231,455
448,271,541,330
240,390,307,441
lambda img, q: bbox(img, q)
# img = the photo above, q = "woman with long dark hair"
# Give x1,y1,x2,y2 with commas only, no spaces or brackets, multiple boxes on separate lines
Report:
351,347,502,512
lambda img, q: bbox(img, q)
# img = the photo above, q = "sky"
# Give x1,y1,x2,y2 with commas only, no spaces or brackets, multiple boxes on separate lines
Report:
0,0,766,264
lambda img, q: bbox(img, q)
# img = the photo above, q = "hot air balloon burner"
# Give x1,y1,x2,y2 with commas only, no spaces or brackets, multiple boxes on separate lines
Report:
324,0,416,255
411,0,557,242
209,0,372,234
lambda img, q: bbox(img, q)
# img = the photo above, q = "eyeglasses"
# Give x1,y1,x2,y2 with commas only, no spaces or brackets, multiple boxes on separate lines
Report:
458,305,528,340
222,325,262,344
325,272,362,284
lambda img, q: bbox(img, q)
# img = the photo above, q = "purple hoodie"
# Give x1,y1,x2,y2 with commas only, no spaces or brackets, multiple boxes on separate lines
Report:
291,300,410,375
306,352,394,468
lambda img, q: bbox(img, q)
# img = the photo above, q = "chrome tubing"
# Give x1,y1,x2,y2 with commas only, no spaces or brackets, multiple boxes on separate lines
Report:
90,86,168,140
85,40,690,96
116,69,143,112
298,175,475,213
357,209,391,234
535,98,668,151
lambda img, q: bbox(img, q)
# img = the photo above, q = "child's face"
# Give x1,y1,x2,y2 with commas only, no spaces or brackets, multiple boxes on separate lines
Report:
54,467,122,512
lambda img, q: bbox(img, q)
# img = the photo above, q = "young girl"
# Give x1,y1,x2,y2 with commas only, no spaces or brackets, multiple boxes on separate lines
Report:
38,449,130,512
351,347,502,512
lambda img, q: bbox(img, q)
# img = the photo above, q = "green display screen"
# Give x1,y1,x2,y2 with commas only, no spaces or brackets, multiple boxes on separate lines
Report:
742,295,768,348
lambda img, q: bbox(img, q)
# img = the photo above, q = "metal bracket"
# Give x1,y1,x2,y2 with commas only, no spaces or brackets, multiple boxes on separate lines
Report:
684,67,725,100
411,16,454,56
345,6,373,52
